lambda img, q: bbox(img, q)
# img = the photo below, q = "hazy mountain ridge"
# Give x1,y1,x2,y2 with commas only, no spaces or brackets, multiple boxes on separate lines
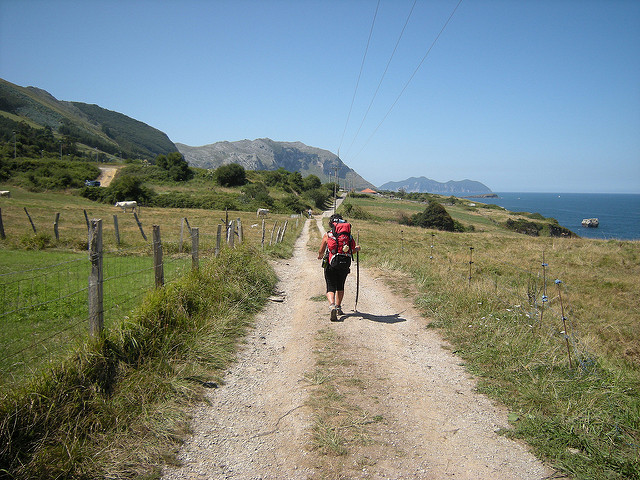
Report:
177,138,375,190
0,78,176,159
379,176,492,195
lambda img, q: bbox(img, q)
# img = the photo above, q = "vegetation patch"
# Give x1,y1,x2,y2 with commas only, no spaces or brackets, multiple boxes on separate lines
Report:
0,245,278,480
339,193,640,479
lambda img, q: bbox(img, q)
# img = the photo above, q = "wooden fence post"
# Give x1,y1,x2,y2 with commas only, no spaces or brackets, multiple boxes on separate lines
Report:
261,219,265,250
270,221,277,246
53,213,60,241
227,220,235,248
180,217,192,253
88,219,104,338
134,211,147,241
113,215,120,245
216,224,222,257
279,220,288,242
191,227,199,271
180,218,185,252
153,225,164,288
0,208,5,239
237,217,243,244
24,207,36,234
83,209,90,232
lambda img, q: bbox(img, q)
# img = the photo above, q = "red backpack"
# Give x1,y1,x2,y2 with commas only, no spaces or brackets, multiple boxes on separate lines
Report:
326,221,353,271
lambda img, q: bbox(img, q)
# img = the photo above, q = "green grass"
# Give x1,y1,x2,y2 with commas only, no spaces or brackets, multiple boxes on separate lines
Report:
338,194,640,480
0,244,280,479
0,249,194,392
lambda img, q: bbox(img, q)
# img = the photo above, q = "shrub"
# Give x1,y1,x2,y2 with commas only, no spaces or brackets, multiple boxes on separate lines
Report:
505,218,542,236
103,175,155,204
20,233,53,250
215,164,247,187
410,201,455,231
339,202,371,220
304,188,331,209
155,152,193,182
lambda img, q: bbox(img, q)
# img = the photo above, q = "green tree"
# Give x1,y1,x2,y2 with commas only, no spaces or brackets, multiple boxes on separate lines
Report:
411,201,455,231
263,168,289,188
215,163,247,187
287,171,303,193
106,175,155,204
155,152,193,181
302,174,322,191
242,182,273,206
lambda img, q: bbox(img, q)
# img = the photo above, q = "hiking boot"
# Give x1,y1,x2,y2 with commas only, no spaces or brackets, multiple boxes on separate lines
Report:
336,305,344,316
330,305,338,322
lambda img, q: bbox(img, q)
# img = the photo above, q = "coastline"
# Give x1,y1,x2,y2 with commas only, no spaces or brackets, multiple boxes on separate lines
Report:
483,192,640,241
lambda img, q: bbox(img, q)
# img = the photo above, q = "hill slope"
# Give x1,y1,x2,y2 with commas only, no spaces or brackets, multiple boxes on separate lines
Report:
176,138,375,190
0,78,176,159
379,176,492,195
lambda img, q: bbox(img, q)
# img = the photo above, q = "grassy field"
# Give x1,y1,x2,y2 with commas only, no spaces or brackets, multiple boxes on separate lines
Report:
0,182,304,478
1,181,638,479
0,186,303,392
338,193,639,479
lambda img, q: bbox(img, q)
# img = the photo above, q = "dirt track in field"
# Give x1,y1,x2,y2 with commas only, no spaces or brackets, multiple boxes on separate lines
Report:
97,166,118,187
162,205,560,479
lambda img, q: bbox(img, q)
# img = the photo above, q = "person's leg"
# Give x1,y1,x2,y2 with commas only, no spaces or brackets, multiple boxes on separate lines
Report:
335,290,344,307
326,291,336,305
324,268,337,308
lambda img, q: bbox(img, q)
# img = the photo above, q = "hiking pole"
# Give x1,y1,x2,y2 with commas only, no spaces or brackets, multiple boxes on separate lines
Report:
354,232,360,312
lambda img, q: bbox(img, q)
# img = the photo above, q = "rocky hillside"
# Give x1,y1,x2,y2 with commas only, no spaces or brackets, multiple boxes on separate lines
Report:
176,138,375,190
379,176,492,195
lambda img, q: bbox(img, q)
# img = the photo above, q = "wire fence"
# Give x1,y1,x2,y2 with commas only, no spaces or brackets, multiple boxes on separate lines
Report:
411,235,600,373
0,212,298,393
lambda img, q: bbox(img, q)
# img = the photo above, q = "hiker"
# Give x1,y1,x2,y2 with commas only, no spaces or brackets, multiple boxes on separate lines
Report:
318,213,360,321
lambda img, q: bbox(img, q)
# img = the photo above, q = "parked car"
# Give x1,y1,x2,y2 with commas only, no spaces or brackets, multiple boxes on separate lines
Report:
85,180,101,187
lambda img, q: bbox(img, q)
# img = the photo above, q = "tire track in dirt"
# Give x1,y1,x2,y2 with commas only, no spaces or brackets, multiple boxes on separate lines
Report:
162,215,558,479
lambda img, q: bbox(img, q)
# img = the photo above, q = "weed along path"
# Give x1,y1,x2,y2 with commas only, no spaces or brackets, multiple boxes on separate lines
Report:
162,216,558,480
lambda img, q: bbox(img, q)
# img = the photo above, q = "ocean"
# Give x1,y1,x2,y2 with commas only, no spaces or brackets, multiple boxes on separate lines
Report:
479,193,640,241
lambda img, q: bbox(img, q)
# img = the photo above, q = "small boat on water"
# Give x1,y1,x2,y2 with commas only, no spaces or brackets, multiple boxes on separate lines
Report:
582,218,599,228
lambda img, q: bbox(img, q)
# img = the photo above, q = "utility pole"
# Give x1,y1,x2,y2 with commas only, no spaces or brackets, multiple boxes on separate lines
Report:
13,131,16,159
333,166,339,213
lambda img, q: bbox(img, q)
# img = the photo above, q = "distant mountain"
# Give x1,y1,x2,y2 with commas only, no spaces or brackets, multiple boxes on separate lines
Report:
379,176,492,195
177,138,375,190
0,78,176,159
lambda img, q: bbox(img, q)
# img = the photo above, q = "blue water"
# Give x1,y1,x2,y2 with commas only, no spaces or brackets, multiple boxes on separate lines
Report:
481,193,640,241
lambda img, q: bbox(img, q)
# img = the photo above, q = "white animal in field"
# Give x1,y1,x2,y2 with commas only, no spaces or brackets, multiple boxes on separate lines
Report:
0,190,10,197
257,208,270,218
115,201,137,212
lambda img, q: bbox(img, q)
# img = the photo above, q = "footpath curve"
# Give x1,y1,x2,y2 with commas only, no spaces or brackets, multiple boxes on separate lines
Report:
162,214,557,479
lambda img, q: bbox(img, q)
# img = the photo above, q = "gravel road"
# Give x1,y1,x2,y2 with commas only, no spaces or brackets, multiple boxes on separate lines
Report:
162,211,559,480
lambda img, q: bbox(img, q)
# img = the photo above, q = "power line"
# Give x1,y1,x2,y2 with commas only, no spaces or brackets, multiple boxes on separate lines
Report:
354,0,464,161
344,0,418,159
337,0,381,159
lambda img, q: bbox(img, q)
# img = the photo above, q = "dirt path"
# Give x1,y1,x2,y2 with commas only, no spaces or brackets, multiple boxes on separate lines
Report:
162,214,558,479
97,166,118,187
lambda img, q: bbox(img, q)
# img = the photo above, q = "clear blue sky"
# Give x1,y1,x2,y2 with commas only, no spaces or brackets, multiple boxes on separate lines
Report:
1,0,638,193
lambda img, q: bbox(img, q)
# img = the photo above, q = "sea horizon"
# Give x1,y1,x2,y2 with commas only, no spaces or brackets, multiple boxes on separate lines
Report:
481,192,640,241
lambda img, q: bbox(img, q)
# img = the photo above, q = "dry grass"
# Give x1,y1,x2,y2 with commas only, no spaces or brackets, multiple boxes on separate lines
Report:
339,194,639,479
0,185,300,253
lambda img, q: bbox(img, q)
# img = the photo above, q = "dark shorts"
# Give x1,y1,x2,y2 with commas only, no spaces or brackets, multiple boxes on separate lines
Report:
324,266,349,293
